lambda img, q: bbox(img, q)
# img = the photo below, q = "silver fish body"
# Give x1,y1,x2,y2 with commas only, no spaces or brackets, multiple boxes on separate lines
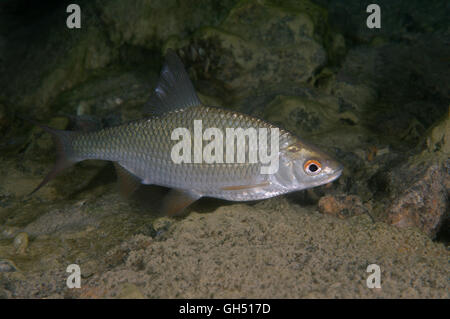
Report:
30,50,343,215
69,105,341,202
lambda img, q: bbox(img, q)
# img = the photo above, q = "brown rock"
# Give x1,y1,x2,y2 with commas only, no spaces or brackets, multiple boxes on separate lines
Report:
13,232,29,255
387,162,449,238
382,110,449,238
318,194,368,219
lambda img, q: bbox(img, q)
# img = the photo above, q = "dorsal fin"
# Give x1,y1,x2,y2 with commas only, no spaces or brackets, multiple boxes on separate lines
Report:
143,50,202,116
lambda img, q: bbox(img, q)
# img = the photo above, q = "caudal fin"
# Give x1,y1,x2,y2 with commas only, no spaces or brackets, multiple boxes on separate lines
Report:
24,118,79,195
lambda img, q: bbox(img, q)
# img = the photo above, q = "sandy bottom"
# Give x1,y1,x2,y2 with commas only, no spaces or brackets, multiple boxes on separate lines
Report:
1,189,448,298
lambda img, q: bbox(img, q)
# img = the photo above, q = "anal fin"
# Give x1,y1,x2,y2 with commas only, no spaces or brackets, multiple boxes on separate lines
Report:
161,189,201,216
114,163,142,198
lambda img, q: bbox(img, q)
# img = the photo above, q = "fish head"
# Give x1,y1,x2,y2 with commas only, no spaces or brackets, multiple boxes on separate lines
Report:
277,138,343,190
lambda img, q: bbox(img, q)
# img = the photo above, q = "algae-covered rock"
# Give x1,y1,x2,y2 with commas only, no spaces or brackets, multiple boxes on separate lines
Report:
98,0,238,47
263,95,338,136
13,232,28,255
384,110,450,238
426,108,450,155
0,0,238,115
387,163,448,238
317,0,449,43
166,0,328,101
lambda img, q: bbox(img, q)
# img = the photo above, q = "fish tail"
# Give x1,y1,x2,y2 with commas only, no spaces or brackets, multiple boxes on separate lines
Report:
23,117,80,195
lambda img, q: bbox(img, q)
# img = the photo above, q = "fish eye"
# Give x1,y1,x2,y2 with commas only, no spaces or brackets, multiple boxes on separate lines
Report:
304,160,322,175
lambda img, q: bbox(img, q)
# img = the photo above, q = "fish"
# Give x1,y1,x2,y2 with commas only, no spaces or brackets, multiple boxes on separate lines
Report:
27,50,343,215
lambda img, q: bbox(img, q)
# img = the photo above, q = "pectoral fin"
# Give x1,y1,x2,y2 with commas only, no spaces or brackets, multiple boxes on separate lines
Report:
114,163,142,198
160,189,201,216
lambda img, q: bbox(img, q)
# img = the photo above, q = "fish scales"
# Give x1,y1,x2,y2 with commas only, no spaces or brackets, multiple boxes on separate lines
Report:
71,106,289,200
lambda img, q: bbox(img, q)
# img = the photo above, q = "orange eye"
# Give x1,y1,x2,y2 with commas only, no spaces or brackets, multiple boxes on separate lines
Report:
304,160,322,175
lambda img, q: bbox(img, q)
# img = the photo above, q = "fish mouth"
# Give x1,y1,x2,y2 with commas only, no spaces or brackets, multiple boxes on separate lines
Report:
324,166,343,184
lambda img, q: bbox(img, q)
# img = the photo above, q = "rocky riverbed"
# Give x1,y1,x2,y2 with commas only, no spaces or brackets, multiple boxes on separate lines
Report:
0,0,448,298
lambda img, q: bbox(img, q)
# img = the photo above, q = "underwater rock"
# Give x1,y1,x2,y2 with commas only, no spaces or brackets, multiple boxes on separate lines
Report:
328,37,449,141
13,232,28,255
98,0,238,47
385,111,449,238
262,95,338,137
426,109,450,155
0,0,239,114
328,46,378,114
56,71,155,121
319,0,449,43
0,259,17,273
168,0,327,100
386,162,448,238
318,194,368,219
0,226,20,239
